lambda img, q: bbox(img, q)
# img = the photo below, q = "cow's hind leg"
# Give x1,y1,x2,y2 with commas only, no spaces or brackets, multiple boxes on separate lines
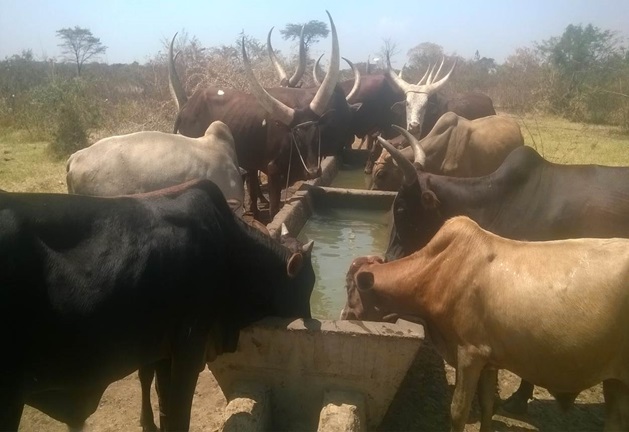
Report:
155,359,172,432
451,346,487,432
502,379,534,415
138,364,158,432
603,379,629,431
244,172,260,219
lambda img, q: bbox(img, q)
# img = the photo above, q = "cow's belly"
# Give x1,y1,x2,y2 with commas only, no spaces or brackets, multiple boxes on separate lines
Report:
23,320,172,393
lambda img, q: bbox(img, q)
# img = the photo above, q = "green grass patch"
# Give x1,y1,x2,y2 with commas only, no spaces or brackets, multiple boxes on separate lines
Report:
510,113,629,165
0,130,67,193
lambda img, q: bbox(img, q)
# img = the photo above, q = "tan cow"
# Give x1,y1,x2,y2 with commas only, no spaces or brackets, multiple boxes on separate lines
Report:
342,216,629,432
371,113,524,191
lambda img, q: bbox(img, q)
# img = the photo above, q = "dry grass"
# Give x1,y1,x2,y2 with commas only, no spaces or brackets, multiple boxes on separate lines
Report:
0,129,66,193
1,113,629,194
507,112,629,166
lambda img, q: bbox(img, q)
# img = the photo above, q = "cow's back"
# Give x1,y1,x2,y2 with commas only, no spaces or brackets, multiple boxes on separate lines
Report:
441,115,523,177
66,127,244,213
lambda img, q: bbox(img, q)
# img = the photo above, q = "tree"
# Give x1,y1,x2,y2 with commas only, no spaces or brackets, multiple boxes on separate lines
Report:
280,20,329,54
378,38,400,68
536,23,625,121
407,42,444,69
405,42,445,82
56,26,107,77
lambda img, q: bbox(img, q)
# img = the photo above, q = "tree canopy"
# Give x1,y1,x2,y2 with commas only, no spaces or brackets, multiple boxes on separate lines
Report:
280,20,329,53
56,26,107,77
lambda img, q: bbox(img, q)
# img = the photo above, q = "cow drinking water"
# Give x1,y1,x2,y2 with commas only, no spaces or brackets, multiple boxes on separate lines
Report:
342,216,629,432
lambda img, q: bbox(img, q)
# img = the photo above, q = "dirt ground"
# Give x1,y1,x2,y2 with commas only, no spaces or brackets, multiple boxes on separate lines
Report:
19,338,605,432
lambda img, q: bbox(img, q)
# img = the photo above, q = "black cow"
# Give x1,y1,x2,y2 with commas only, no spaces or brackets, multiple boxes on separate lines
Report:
0,179,315,431
378,139,629,413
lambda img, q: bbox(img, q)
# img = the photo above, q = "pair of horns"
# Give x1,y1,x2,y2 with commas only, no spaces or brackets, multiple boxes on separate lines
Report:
386,55,457,95
267,25,306,88
242,10,340,125
313,54,361,101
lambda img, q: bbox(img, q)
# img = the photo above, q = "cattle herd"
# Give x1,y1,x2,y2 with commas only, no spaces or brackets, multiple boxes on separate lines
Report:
2,10,629,432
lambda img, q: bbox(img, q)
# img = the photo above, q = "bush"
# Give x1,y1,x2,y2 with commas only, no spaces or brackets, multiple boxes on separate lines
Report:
13,78,101,156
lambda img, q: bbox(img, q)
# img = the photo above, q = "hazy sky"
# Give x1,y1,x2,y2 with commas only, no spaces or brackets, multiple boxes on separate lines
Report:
1,0,628,67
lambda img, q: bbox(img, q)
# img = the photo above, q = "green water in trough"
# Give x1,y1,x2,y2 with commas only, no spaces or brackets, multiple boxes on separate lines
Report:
330,164,373,189
297,207,390,320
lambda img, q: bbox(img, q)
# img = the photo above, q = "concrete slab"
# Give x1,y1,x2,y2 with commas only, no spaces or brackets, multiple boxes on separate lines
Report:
208,317,424,431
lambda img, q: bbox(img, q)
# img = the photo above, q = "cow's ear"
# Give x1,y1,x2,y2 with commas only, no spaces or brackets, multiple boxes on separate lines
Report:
390,101,405,115
421,191,440,209
287,253,304,278
356,271,375,291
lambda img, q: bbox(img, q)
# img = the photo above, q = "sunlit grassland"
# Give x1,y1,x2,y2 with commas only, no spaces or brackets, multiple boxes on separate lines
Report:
1,113,628,194
0,129,67,193
508,112,629,165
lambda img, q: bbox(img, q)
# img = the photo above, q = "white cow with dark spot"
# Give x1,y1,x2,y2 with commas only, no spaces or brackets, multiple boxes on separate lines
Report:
66,121,244,216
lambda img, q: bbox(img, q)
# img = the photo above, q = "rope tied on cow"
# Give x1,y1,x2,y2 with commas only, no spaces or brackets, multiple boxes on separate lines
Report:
284,120,322,203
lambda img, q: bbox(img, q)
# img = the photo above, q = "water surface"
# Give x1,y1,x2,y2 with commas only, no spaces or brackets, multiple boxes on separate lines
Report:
298,207,390,319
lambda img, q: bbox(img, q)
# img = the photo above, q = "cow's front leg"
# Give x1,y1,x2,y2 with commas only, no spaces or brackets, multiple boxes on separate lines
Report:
477,367,498,432
267,173,282,220
450,346,486,432
166,331,207,432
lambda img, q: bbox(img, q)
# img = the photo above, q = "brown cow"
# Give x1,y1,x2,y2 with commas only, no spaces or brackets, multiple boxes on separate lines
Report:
371,114,524,191
342,216,629,432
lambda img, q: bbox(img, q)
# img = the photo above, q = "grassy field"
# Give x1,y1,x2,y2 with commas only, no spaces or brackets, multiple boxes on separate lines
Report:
1,113,629,194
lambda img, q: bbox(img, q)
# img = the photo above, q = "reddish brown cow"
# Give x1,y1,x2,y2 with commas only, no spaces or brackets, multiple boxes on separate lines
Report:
170,12,355,220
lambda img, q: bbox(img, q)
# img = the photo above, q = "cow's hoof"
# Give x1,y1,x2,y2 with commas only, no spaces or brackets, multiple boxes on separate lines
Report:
501,393,529,415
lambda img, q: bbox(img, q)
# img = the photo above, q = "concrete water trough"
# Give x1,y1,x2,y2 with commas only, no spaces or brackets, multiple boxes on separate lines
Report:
209,151,426,431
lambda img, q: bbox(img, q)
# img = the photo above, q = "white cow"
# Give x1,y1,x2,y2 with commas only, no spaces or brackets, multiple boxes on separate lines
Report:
343,216,629,432
66,121,244,216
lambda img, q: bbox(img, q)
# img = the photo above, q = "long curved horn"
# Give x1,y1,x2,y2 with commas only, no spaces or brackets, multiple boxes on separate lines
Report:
416,64,431,85
377,137,417,186
288,25,307,87
398,63,406,80
392,124,426,167
385,53,412,94
312,53,324,86
241,37,295,125
267,27,289,84
424,59,457,93
428,58,445,84
309,10,340,116
168,33,188,110
343,57,361,102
